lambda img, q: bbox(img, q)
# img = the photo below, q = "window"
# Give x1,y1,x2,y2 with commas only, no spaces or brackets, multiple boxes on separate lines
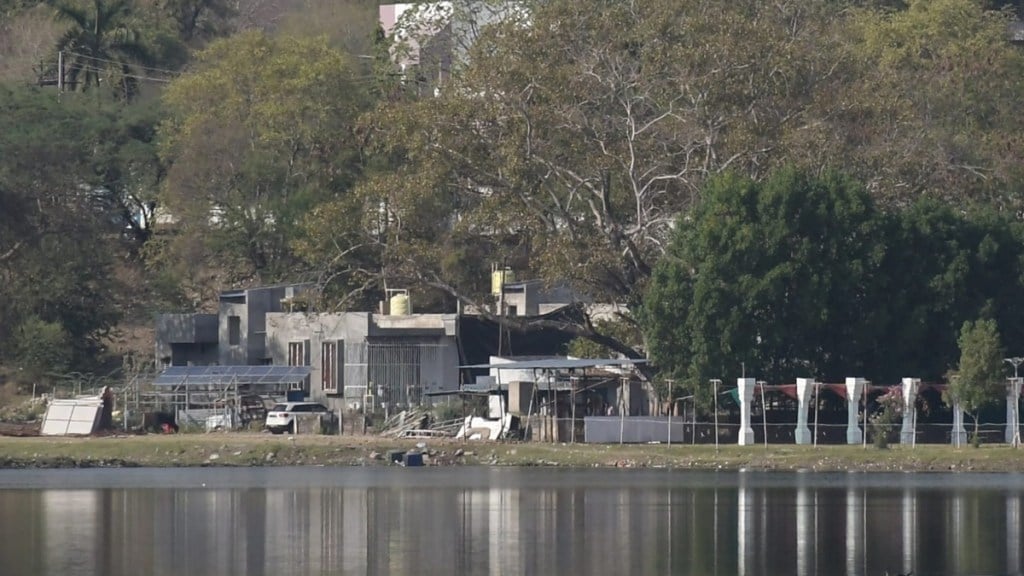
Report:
288,340,309,366
322,340,343,394
228,316,241,345
507,305,518,317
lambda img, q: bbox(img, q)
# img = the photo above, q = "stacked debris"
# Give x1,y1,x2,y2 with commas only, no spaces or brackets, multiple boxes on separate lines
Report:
0,421,40,437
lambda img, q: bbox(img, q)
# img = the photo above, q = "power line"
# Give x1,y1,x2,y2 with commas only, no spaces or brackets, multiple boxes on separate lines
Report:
63,62,172,84
64,51,180,76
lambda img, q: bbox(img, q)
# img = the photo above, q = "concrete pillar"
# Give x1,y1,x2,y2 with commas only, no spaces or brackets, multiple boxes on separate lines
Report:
951,399,967,446
1005,378,1021,444
737,378,755,446
845,377,865,445
795,378,813,445
900,378,919,445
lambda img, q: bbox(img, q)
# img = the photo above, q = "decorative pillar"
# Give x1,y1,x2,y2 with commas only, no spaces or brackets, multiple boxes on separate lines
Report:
951,399,967,447
737,378,755,446
900,378,919,445
845,378,865,445
795,378,813,445
1005,378,1022,444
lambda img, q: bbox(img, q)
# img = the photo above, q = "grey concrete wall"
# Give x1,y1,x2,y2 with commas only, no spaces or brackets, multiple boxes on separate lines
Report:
169,342,218,366
218,301,248,365
265,312,460,412
584,416,689,444
266,312,371,412
155,313,218,367
243,284,313,364
245,287,276,364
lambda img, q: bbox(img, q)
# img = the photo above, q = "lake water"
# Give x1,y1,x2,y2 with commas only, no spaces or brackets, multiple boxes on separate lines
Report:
0,467,1022,575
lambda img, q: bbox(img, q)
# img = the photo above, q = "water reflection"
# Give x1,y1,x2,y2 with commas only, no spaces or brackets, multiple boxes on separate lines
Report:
0,469,1022,576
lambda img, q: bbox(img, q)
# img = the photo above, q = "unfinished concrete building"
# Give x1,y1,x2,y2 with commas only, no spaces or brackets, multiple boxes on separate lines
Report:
265,312,460,412
155,284,312,368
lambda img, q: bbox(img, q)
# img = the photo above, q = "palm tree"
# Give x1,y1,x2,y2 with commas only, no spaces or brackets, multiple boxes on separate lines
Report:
50,0,151,99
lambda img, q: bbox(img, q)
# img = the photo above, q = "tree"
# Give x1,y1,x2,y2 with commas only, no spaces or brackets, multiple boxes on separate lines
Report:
814,0,1024,209
642,168,886,405
90,98,166,246
0,85,124,368
49,0,154,99
334,0,846,365
160,0,234,43
950,318,1005,442
159,31,370,292
874,202,1024,382
12,316,73,377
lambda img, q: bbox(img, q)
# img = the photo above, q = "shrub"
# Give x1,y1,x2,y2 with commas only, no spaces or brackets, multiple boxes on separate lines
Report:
13,317,72,377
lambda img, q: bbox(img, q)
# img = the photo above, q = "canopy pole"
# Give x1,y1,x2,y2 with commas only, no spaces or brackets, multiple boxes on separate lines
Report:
759,381,768,449
712,379,721,453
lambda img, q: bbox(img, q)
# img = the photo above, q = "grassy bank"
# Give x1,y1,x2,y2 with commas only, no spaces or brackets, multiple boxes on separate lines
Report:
2,433,1024,471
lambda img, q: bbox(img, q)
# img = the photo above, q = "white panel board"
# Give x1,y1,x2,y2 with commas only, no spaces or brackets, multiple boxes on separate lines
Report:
41,399,102,436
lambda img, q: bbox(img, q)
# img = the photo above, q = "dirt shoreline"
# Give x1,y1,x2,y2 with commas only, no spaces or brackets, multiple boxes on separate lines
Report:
2,433,1024,472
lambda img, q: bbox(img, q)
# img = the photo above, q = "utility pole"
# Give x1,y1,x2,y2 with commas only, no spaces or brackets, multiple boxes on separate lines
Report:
57,51,63,101
1005,357,1023,447
757,380,768,449
710,379,722,452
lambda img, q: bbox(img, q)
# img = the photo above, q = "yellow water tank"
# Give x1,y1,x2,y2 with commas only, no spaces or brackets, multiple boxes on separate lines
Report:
491,268,515,295
390,292,410,315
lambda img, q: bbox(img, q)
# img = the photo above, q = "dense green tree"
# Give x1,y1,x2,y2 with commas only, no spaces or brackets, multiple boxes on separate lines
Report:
159,31,369,291
12,316,74,377
875,203,1024,381
643,169,886,404
951,318,1006,440
644,166,1024,400
90,98,165,245
0,85,124,368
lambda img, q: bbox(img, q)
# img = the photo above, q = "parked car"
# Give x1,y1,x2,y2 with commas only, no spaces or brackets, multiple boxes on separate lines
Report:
265,402,329,434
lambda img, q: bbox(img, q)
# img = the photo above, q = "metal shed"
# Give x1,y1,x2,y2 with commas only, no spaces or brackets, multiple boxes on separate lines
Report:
138,365,312,429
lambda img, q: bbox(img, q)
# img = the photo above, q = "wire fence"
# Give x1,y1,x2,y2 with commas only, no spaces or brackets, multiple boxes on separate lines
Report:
554,416,1023,446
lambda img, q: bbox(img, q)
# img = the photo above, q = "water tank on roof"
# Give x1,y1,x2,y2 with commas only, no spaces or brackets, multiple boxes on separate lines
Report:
390,292,411,315
491,268,515,295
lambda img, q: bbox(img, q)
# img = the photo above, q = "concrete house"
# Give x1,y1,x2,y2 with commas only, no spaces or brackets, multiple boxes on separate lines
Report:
155,284,313,368
265,312,460,412
155,283,461,412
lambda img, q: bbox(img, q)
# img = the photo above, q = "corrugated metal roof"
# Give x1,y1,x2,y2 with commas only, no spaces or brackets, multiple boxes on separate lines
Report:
153,365,312,386
460,358,647,370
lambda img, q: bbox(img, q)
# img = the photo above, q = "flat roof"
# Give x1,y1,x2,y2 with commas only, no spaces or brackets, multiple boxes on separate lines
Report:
460,358,647,370
153,365,312,387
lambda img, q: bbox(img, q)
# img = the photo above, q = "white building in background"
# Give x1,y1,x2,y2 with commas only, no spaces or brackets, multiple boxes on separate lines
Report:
378,2,523,89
